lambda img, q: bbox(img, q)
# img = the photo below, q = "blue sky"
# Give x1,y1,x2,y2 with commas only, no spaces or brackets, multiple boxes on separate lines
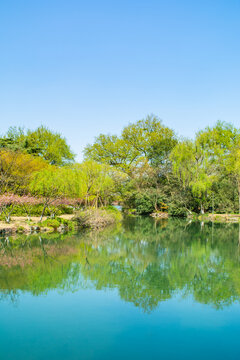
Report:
0,0,240,160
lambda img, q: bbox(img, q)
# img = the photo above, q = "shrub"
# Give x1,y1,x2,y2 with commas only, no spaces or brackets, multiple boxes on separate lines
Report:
40,218,61,230
74,208,122,229
133,189,167,215
16,226,25,233
167,204,187,217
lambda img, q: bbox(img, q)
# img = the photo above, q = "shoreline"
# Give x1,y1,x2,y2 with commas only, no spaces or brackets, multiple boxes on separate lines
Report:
0,208,123,236
1,211,240,236
0,214,75,235
189,213,240,223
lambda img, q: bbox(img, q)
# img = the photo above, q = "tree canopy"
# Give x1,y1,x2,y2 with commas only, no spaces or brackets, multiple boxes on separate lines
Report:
84,115,177,174
1,117,240,216
2,126,75,166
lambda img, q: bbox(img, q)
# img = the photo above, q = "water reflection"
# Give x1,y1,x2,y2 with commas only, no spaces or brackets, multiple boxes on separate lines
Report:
1,217,240,311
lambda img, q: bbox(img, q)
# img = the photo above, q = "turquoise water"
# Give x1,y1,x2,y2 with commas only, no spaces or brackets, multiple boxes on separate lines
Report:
1,217,240,359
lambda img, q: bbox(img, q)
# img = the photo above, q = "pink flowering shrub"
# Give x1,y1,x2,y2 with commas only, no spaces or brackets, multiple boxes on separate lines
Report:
0,194,83,223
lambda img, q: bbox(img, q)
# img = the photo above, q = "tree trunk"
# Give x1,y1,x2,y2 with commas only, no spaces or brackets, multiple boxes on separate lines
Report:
40,204,47,222
5,208,14,223
238,180,240,215
200,203,204,215
238,222,240,248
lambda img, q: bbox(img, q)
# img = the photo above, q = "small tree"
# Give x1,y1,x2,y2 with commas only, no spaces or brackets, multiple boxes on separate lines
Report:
29,168,69,221
71,161,117,207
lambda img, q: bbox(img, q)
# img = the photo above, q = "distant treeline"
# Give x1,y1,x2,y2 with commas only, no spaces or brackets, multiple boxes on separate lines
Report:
1,116,240,218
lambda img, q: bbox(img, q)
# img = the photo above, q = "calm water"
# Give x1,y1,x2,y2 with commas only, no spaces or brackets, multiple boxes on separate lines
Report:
1,217,240,359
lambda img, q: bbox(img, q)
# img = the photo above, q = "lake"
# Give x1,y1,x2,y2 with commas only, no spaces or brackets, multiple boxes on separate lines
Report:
1,217,240,359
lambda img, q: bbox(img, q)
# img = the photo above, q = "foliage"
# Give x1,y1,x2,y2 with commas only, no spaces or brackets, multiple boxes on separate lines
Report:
2,126,75,166
84,114,177,174
74,208,122,229
0,194,77,223
196,121,240,213
125,188,166,215
40,218,61,230
0,149,48,194
1,117,240,217
170,140,217,213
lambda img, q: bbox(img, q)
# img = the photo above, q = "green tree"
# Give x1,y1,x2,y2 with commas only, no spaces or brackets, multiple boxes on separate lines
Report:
122,115,177,167
170,140,216,213
84,134,139,174
3,126,75,166
29,167,70,220
84,115,177,175
197,121,240,213
226,146,240,213
71,161,121,206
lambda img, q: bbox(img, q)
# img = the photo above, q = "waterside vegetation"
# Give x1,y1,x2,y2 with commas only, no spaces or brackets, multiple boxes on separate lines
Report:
1,117,240,233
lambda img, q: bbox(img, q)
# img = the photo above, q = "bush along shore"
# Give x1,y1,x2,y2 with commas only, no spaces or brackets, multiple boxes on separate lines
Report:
0,207,123,236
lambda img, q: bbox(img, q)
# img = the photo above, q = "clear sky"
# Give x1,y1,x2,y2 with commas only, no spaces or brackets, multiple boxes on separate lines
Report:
0,0,240,160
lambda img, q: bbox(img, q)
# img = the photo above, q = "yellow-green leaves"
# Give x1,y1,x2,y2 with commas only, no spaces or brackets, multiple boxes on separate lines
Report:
84,115,177,174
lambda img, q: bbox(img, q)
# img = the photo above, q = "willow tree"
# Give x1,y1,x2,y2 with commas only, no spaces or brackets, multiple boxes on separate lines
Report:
225,146,240,213
29,167,71,220
197,121,240,213
170,140,216,214
71,161,120,207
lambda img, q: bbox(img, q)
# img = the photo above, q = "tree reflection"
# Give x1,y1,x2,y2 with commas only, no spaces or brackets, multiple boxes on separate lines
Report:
1,218,240,311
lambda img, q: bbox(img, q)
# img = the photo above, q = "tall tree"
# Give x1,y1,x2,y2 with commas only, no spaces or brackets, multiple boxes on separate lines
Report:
3,126,75,166
84,134,138,174
170,140,216,214
197,121,240,213
84,115,177,175
122,115,177,167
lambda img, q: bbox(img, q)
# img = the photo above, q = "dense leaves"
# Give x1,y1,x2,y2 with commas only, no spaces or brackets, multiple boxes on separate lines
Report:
84,115,177,174
1,126,75,165
1,117,240,218
85,117,240,215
